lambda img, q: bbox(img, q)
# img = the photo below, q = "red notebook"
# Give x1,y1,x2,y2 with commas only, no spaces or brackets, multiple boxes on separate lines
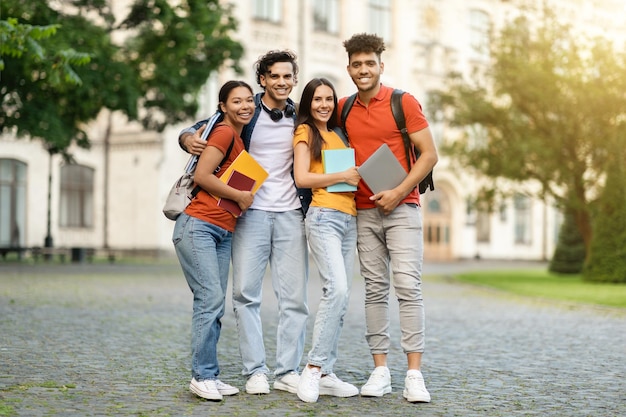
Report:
217,170,256,216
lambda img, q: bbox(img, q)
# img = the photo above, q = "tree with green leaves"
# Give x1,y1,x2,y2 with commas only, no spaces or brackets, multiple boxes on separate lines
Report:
430,4,626,275
119,0,243,132
0,17,89,85
549,210,585,274
1,0,243,153
583,156,626,283
1,1,141,155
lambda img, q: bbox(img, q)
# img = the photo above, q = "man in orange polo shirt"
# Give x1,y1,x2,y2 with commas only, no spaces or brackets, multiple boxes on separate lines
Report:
338,33,439,403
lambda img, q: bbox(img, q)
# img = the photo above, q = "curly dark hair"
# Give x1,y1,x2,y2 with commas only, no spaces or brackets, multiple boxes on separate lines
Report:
254,50,299,87
342,33,386,59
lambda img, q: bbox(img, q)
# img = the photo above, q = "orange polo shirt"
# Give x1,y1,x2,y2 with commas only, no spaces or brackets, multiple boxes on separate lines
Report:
185,124,245,232
337,85,429,209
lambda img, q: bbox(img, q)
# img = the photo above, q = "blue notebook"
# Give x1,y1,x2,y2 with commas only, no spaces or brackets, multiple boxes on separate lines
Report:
322,148,357,192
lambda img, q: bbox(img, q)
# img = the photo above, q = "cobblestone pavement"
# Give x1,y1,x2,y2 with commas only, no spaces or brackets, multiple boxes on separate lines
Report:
1,259,624,416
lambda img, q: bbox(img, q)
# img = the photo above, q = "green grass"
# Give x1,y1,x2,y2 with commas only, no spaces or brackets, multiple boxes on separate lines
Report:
452,269,626,309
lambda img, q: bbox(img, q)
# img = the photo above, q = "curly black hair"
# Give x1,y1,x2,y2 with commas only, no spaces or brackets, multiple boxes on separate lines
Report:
254,50,299,87
342,33,386,59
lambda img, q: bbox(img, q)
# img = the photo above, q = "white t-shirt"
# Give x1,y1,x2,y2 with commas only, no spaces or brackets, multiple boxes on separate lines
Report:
248,110,300,211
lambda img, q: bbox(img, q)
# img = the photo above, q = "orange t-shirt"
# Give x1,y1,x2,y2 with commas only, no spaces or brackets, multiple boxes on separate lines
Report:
337,85,429,209
185,124,245,232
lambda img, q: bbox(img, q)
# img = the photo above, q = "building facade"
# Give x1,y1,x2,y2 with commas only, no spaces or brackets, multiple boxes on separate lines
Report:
1,0,624,260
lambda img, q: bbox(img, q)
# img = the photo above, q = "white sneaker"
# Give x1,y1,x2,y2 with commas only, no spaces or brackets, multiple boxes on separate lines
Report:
319,373,359,397
273,371,300,393
189,378,222,401
297,365,321,403
360,366,392,397
403,370,431,403
215,379,239,396
246,373,270,394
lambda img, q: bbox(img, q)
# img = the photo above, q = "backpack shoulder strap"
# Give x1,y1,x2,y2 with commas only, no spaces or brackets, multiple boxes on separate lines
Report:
332,127,350,147
340,94,358,138
390,89,414,170
191,135,235,198
216,136,235,173
390,89,435,193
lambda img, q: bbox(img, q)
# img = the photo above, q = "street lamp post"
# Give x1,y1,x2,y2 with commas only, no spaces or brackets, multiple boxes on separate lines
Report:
44,149,53,259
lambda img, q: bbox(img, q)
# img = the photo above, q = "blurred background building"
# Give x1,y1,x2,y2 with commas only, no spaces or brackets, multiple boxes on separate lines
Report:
1,0,624,260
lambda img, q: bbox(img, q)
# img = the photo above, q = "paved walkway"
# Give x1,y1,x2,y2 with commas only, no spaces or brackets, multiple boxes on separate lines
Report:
1,259,624,416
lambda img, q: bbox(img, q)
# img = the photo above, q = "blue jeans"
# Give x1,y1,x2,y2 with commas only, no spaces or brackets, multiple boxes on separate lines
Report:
231,208,308,377
305,207,357,375
173,213,232,381
357,204,425,354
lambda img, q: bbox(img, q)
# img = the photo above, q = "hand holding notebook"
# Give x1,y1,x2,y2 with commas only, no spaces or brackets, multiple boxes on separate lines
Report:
217,170,256,217
322,148,357,192
214,150,268,217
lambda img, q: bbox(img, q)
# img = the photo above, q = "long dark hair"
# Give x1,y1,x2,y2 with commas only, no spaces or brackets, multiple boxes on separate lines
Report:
294,78,338,161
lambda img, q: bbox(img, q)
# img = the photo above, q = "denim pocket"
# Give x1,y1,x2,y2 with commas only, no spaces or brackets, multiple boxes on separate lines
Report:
172,214,190,245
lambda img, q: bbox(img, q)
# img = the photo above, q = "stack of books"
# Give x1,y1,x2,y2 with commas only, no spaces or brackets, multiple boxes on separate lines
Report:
216,150,268,216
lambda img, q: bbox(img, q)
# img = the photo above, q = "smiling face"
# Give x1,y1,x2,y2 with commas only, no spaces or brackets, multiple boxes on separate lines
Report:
347,51,384,94
309,84,335,130
220,86,254,127
259,61,295,108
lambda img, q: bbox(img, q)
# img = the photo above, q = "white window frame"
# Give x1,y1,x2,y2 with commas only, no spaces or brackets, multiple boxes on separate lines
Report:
313,0,339,33
468,8,490,59
253,0,282,23
59,164,94,229
513,193,532,245
369,0,392,43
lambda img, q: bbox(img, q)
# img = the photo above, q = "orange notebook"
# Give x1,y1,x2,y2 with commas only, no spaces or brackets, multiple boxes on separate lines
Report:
218,170,256,217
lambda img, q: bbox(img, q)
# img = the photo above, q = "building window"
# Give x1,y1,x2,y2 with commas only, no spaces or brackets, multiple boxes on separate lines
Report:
427,198,441,213
59,164,94,228
476,210,491,243
369,0,391,42
513,193,531,244
0,159,27,247
313,0,339,33
253,0,282,23
468,9,490,58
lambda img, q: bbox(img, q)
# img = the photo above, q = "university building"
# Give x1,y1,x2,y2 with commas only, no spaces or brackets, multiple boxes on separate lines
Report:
1,0,624,260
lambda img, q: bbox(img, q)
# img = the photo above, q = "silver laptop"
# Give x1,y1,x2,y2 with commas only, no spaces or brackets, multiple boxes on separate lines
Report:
357,143,407,194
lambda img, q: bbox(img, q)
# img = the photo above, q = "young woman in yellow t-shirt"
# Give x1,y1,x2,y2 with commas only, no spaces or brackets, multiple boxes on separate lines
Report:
292,78,360,403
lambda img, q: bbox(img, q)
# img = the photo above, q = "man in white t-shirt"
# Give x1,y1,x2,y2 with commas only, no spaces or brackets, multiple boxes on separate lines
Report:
178,50,308,395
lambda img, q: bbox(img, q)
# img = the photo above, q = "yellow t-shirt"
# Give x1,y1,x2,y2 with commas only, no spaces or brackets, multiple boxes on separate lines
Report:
293,125,356,216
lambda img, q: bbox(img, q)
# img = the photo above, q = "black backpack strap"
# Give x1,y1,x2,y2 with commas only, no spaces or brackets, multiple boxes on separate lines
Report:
214,136,235,174
390,89,434,194
340,93,358,139
390,89,416,171
190,135,235,198
332,127,350,147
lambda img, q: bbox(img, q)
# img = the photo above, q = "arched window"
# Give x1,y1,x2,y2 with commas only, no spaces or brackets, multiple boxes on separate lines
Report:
59,164,94,228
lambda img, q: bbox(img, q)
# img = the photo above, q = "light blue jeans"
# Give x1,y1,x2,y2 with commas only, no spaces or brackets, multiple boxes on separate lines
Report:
357,203,426,354
172,213,232,381
231,208,308,378
305,207,357,375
